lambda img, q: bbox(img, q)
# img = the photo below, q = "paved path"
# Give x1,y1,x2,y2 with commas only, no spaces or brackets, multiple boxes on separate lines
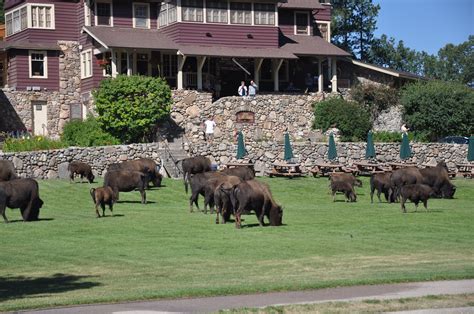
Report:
26,279,474,314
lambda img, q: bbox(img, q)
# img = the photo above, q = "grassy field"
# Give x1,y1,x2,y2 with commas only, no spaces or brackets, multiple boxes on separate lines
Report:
1,176,473,311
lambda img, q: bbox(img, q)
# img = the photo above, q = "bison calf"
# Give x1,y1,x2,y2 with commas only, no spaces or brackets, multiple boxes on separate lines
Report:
90,187,115,218
0,178,44,223
400,184,434,213
68,161,95,184
330,181,357,202
329,173,362,188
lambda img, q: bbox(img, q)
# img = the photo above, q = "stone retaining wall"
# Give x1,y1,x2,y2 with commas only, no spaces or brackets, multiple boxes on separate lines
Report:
0,144,163,179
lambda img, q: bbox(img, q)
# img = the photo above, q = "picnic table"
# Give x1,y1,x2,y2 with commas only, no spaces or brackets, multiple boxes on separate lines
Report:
456,163,474,178
387,162,417,171
266,162,304,179
225,162,255,171
353,161,390,175
310,162,356,177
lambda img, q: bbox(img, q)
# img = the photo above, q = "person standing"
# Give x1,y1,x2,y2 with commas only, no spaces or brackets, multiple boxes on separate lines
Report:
305,73,314,93
203,116,216,144
238,81,247,97
248,80,258,97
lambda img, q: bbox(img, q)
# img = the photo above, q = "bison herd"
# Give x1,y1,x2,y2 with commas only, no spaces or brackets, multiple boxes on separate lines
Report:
0,156,461,225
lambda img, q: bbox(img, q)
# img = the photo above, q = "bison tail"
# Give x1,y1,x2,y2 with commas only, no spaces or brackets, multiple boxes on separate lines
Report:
90,188,97,204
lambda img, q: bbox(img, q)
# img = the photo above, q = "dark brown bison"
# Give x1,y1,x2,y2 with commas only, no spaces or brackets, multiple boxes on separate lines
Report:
68,161,95,184
179,156,212,194
188,171,224,212
230,180,283,228
420,162,456,198
400,184,435,213
90,187,114,218
108,158,162,188
220,166,255,181
330,180,357,202
329,173,362,187
370,172,394,203
103,170,147,204
0,178,44,223
202,175,242,220
0,160,18,181
390,167,424,201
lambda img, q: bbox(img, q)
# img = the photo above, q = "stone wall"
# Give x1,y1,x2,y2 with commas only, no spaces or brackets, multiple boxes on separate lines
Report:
0,144,163,180
373,105,404,132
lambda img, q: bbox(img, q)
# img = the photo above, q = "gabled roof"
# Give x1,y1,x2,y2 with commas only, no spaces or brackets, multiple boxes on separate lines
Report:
278,0,327,10
82,26,178,50
280,35,351,57
350,59,427,80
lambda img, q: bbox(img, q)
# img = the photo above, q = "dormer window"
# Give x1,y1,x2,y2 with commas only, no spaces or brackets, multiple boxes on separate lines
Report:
295,12,310,35
230,2,251,25
133,3,150,28
96,1,113,26
182,0,203,22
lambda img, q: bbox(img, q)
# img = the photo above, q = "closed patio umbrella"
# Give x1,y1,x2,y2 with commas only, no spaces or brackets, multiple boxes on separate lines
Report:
400,133,412,160
284,132,294,161
365,131,376,159
468,136,474,162
236,131,246,159
328,132,337,161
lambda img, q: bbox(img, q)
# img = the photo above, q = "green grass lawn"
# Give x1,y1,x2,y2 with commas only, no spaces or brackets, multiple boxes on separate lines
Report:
1,176,473,311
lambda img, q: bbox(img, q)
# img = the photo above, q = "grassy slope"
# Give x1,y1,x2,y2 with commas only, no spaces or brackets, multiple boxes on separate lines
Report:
0,177,473,311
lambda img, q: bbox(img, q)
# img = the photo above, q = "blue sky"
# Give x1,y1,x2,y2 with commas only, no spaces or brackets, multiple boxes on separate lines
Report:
373,0,473,55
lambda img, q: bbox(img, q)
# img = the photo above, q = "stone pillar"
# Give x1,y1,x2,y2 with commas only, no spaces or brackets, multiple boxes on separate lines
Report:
272,59,283,92
331,58,338,93
177,54,186,90
318,58,323,93
197,56,206,90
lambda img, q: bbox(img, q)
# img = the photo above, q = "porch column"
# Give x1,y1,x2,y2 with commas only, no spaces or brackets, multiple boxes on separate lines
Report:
272,59,284,92
126,51,132,76
197,56,207,90
177,54,186,90
331,58,338,93
111,49,117,78
318,57,323,93
254,58,263,87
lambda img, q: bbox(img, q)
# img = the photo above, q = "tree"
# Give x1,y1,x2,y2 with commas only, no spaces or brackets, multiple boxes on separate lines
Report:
332,0,380,60
401,81,474,142
0,0,4,24
93,75,172,144
431,36,474,84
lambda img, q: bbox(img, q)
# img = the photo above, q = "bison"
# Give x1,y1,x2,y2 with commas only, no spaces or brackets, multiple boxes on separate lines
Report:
179,156,212,194
90,187,115,218
220,166,255,181
103,170,147,204
188,171,224,212
0,160,18,181
420,162,456,198
0,178,44,223
68,161,95,184
202,175,242,219
329,173,362,187
390,167,424,202
230,180,283,228
370,172,393,203
108,158,162,188
400,184,435,213
330,180,357,202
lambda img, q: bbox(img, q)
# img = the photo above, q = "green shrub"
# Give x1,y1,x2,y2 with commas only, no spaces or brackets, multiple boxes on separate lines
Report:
401,80,474,141
94,75,172,143
313,97,372,141
61,116,120,147
350,83,400,119
3,136,67,152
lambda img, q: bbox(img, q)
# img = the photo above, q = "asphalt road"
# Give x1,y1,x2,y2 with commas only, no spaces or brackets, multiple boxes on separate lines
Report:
24,279,474,314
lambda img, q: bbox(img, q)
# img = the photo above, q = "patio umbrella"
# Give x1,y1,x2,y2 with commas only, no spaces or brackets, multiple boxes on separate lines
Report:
236,131,246,159
328,132,338,161
284,132,294,161
365,131,376,159
468,136,474,162
400,133,412,160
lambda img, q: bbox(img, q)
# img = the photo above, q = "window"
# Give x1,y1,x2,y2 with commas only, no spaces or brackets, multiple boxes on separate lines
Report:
254,3,275,25
80,50,93,79
158,1,177,27
70,103,83,121
317,22,330,41
181,0,203,22
133,3,150,28
230,2,251,25
96,2,112,26
295,12,309,35
5,5,28,36
136,53,149,76
29,51,48,78
162,54,177,78
84,0,92,26
31,5,54,28
236,111,255,124
206,1,227,24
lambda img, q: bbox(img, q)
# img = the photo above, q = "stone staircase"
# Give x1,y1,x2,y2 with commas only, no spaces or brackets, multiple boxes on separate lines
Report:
160,138,190,179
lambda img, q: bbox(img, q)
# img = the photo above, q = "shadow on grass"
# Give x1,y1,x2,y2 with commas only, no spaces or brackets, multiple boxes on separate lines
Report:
116,200,156,204
6,218,55,224
0,273,101,302
97,214,125,218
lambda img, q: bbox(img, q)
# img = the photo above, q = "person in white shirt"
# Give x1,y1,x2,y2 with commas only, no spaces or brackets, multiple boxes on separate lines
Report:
203,116,216,144
248,80,258,96
238,81,247,97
